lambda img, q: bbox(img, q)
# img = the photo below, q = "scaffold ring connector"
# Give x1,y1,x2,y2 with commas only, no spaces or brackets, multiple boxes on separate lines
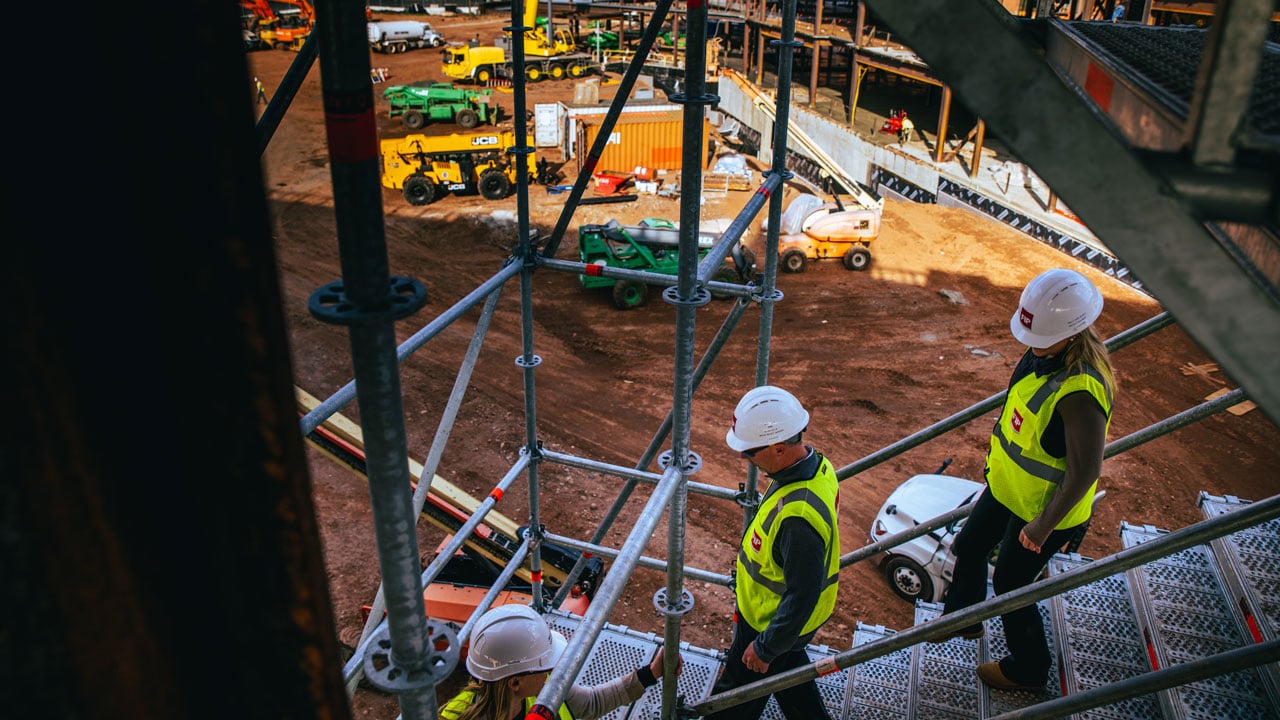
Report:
657,450,702,474
515,354,542,368
653,587,695,616
361,620,457,693
308,276,428,326
663,285,712,307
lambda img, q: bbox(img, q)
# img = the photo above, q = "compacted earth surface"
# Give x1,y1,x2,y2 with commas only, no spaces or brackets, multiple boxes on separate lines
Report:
247,14,1280,717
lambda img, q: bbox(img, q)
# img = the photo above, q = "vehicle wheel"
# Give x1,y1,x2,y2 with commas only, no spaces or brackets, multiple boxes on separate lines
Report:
402,175,437,206
455,108,479,129
525,65,543,83
611,281,648,310
478,169,511,200
476,68,492,84
567,63,586,78
403,111,425,130
710,267,738,300
781,249,807,274
842,246,872,271
548,63,566,80
884,555,934,603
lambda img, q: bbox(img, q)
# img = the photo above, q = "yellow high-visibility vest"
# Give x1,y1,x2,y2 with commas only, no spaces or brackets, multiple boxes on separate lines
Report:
735,456,840,635
986,363,1112,528
439,689,575,720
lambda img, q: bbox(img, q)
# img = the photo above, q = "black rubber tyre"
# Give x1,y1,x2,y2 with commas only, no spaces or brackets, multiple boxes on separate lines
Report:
525,65,543,83
402,110,425,130
884,555,934,603
402,175,437,206
710,268,738,300
455,108,479,129
476,68,493,84
478,169,511,200
568,63,586,78
781,249,808,274
548,63,566,80
611,281,648,310
842,245,872,271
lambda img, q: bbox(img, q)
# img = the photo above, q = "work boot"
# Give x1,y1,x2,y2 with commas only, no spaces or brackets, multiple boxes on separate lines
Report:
977,659,1047,691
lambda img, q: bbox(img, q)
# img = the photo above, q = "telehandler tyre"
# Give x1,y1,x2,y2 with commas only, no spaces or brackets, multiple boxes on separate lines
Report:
403,110,426,130
403,175,437,206
456,108,479,130
612,281,648,310
476,68,493,84
479,170,511,200
842,246,871,271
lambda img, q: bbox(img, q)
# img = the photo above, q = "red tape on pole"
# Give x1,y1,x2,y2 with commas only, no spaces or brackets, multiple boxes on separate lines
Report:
324,92,378,164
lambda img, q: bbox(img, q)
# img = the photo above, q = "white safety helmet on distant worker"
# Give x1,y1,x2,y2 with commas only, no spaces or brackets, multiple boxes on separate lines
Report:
465,604,567,682
725,385,810,452
1010,268,1104,348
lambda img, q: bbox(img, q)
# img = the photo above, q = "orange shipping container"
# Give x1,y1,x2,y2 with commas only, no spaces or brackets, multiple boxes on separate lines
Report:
575,111,710,175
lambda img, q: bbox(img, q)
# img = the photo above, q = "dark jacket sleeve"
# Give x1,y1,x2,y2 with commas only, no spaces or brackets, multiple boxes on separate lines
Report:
753,516,825,663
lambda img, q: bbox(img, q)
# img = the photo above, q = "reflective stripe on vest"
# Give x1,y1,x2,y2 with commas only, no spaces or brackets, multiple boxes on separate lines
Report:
987,364,1112,527
439,689,574,720
735,456,840,635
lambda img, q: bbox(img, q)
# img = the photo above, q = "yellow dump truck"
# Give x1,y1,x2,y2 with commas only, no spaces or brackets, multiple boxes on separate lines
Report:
380,130,537,206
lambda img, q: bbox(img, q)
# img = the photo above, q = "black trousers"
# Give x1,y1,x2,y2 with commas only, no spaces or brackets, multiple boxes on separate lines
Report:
943,488,1083,684
703,615,831,720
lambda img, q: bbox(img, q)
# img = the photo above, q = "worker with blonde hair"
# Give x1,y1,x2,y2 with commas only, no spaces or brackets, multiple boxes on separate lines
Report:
440,604,680,720
932,267,1117,692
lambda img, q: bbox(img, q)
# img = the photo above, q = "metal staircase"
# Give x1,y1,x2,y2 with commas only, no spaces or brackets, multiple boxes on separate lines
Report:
562,491,1280,718
835,492,1280,719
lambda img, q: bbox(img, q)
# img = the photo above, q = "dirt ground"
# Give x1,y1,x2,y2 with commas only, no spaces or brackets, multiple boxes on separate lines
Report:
247,14,1280,718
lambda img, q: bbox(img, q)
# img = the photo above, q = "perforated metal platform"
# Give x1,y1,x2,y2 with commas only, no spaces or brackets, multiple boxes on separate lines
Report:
542,490,1280,719
1120,522,1275,718
1048,553,1163,719
544,610,854,719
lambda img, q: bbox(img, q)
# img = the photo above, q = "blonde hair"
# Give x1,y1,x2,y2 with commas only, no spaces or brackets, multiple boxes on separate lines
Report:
1064,326,1117,398
446,679,517,720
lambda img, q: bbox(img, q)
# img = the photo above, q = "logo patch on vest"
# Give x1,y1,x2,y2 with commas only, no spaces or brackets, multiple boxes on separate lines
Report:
1011,408,1024,433
751,530,762,552
1019,307,1034,330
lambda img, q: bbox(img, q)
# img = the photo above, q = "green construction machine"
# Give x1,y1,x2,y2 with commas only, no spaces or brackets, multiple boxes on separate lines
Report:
383,82,498,130
578,218,750,310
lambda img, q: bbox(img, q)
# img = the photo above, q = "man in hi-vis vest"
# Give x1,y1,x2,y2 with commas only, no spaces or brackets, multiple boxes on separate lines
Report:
705,386,840,720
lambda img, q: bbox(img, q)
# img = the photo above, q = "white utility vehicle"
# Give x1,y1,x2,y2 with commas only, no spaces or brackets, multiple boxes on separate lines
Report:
869,463,1101,603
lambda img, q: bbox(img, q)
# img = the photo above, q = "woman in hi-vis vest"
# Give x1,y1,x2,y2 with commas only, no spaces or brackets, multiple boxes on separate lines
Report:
932,268,1116,692
440,604,679,720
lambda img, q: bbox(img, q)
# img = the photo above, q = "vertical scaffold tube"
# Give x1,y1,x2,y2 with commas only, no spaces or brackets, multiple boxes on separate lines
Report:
744,0,803,534
506,0,549,614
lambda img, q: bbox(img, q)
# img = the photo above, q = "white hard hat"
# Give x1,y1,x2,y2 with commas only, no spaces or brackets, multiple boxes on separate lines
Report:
725,385,810,452
1010,268,1103,348
465,604,566,682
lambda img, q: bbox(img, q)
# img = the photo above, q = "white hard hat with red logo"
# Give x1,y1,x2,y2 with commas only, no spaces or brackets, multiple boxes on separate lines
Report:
725,385,810,452
465,604,567,682
1010,268,1103,348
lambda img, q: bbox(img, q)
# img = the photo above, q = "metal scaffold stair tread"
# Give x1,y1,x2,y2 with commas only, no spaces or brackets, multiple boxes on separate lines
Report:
1047,553,1164,718
845,623,913,720
1120,520,1275,718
